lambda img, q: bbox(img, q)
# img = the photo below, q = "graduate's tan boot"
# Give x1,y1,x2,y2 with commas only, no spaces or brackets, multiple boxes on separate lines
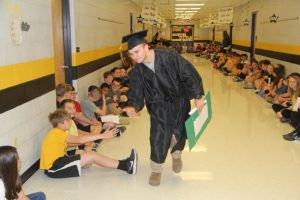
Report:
149,172,161,186
172,157,182,173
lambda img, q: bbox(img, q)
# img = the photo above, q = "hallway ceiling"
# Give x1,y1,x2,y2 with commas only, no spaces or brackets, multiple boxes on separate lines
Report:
130,0,249,21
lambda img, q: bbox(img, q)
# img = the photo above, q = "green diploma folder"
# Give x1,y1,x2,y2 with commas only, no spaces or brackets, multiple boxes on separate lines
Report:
185,92,212,150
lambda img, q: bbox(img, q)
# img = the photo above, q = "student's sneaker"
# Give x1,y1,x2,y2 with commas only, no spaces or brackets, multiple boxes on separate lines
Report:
283,130,300,141
258,90,265,97
280,117,289,123
243,83,254,89
126,149,138,175
92,140,102,152
116,126,126,137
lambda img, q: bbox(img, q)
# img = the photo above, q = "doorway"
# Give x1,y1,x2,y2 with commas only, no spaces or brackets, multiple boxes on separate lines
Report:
51,0,65,85
250,11,257,58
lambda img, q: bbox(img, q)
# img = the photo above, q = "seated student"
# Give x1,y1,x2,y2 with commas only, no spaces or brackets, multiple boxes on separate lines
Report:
56,83,73,108
243,60,262,89
254,59,271,91
100,83,123,116
60,99,96,152
195,43,201,53
274,73,300,105
257,64,276,97
102,71,113,88
40,109,137,178
81,86,112,127
221,52,235,74
111,67,121,78
108,78,128,109
0,146,46,200
282,101,300,141
118,67,129,93
228,54,243,76
272,74,300,122
264,64,286,103
57,84,102,134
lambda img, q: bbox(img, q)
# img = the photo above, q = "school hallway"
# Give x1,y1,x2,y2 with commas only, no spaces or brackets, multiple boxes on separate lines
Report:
23,55,300,200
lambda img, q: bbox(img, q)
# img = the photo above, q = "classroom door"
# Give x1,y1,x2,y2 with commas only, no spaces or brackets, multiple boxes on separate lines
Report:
250,11,257,58
51,0,65,85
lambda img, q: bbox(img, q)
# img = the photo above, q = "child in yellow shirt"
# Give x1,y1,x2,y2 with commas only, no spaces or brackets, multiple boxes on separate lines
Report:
40,109,137,178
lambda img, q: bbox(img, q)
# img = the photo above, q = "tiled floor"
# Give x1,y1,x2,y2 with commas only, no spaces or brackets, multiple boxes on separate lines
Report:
24,55,300,200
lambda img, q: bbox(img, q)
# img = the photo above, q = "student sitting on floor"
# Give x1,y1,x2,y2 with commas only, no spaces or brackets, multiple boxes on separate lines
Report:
59,99,96,152
57,84,102,135
108,78,128,109
40,109,137,178
102,71,113,89
254,59,271,92
0,146,46,200
264,64,287,103
272,74,300,122
282,99,300,141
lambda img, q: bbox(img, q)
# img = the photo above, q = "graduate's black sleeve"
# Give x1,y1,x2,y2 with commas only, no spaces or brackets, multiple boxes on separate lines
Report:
127,67,145,111
172,51,204,100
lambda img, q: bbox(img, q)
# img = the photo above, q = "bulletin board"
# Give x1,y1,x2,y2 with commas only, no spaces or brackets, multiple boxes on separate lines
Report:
171,25,194,41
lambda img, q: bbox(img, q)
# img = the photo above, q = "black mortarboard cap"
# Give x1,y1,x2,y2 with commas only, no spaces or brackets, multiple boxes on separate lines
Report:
122,30,148,50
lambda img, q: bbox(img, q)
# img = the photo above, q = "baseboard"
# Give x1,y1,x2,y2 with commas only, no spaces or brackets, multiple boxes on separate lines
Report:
21,159,40,183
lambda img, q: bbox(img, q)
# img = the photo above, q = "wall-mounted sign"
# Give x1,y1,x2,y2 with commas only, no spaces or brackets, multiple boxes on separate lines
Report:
171,25,194,41
218,7,233,24
209,12,219,25
141,3,157,25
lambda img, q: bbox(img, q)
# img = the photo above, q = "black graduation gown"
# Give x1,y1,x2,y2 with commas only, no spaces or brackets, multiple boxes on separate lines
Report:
128,48,204,164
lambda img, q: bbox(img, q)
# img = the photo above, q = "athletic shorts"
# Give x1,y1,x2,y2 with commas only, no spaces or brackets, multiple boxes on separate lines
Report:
44,154,81,178
76,124,91,132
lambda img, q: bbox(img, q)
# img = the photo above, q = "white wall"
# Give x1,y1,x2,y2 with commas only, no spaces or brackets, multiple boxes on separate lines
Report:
232,0,300,74
0,92,56,174
0,0,53,66
74,60,121,102
0,0,55,174
72,0,141,53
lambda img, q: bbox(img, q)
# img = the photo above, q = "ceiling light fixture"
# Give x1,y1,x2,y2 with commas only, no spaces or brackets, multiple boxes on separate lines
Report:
176,4,205,6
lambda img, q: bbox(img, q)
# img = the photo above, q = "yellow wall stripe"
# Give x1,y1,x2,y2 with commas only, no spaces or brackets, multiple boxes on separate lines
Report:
72,45,122,66
0,58,54,90
194,37,211,41
233,40,300,55
232,40,251,47
256,42,300,55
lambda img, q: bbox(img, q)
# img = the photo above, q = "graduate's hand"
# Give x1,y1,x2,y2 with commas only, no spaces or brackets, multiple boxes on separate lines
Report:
123,107,138,117
195,97,206,113
101,128,119,139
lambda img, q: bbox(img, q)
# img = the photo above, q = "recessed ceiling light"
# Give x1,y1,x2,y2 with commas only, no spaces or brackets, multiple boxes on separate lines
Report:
175,7,201,10
176,4,205,6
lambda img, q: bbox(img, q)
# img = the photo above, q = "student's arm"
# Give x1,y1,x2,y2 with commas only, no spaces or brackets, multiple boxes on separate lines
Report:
66,128,118,145
74,112,94,125
98,94,106,115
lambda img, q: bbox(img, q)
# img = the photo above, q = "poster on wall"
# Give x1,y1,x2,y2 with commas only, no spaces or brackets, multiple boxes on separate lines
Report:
171,25,194,41
200,18,209,28
218,7,233,24
141,3,158,25
209,12,219,25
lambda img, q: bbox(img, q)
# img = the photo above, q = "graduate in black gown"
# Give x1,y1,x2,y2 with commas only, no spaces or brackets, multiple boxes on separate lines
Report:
122,30,205,186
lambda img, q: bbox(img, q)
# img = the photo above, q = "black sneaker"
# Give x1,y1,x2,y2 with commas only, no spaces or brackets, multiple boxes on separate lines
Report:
127,149,138,175
116,126,126,137
283,130,300,141
92,139,102,151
